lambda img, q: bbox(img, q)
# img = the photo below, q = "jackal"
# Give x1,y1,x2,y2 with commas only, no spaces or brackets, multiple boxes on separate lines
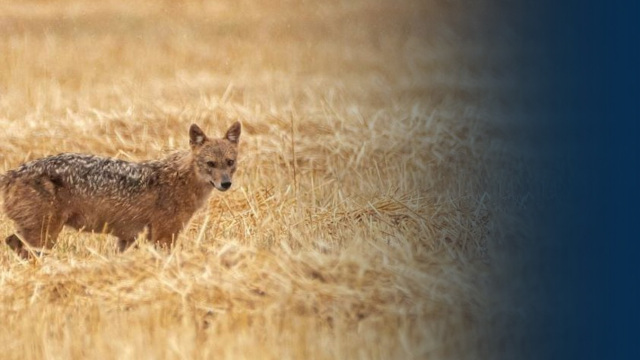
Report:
1,122,241,257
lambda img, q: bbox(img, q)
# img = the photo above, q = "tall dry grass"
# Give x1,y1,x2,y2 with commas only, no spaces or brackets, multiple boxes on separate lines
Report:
0,1,534,359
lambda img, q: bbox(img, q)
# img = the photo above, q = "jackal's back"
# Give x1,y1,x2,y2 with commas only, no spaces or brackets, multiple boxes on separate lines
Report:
2,153,158,198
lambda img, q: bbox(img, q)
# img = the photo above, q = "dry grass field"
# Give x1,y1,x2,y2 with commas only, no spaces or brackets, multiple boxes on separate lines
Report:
0,1,535,359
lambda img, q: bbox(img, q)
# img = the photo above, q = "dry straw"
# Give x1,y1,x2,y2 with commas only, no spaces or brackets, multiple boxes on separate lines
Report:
0,0,533,359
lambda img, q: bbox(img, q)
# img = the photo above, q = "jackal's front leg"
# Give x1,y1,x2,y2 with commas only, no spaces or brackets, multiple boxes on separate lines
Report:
117,237,137,252
148,221,183,249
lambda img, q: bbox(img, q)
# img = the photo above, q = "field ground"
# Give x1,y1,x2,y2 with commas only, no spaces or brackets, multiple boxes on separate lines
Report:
0,1,536,359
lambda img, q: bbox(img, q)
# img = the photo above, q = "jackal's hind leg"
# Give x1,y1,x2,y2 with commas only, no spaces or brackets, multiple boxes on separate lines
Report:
5,234,28,259
7,214,65,258
4,176,65,257
5,234,22,251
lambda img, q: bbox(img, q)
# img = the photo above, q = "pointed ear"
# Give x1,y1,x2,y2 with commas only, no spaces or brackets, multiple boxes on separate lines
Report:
224,121,241,144
189,124,208,147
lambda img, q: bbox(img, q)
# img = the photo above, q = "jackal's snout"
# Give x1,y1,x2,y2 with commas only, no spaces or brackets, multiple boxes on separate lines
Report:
210,176,232,192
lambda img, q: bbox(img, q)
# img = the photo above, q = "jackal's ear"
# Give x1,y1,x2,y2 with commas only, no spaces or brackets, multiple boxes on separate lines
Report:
189,124,208,147
225,121,241,144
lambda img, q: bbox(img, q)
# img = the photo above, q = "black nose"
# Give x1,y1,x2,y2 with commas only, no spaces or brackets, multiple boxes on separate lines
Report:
221,182,232,189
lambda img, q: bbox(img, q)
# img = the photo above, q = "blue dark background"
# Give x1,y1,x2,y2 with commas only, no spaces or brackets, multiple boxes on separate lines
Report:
515,1,640,358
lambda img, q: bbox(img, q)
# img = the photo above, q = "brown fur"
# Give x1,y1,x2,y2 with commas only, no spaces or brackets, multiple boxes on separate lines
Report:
1,122,241,257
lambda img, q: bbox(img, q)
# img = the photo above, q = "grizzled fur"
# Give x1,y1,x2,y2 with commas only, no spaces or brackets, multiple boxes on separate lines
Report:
1,122,241,257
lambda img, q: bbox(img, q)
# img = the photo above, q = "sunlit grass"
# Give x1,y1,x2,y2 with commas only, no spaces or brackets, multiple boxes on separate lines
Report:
0,1,528,359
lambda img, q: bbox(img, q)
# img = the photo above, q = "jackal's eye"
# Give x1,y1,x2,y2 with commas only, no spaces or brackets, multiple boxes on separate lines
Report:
206,161,217,168
227,159,235,166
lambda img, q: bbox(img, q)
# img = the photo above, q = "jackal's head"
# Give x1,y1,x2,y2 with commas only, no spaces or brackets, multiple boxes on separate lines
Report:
189,122,241,192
